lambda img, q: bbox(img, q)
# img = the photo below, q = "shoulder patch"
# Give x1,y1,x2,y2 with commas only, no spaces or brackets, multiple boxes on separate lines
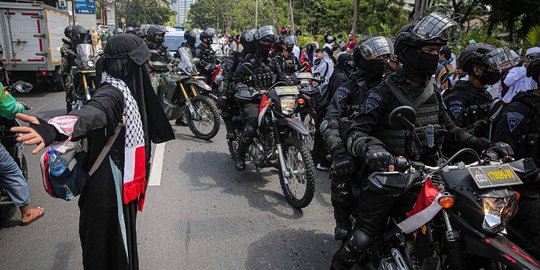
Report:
447,100,463,119
507,112,524,132
365,92,382,113
335,87,350,102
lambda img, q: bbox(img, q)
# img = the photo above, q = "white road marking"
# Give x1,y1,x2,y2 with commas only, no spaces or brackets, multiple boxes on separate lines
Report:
148,142,166,186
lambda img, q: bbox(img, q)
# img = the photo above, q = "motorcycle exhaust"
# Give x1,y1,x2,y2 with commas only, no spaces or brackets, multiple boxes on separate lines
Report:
390,248,410,270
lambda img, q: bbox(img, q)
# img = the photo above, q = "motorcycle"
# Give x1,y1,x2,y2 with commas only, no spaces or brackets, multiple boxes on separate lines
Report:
353,106,540,270
65,43,96,112
290,71,323,151
157,47,221,140
228,81,316,208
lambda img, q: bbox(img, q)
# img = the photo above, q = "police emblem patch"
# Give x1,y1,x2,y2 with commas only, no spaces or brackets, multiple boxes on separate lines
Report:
449,104,462,119
365,99,379,113
507,112,524,132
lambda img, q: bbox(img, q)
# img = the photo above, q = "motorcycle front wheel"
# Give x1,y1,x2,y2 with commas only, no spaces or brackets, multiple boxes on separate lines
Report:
186,95,221,140
278,137,316,208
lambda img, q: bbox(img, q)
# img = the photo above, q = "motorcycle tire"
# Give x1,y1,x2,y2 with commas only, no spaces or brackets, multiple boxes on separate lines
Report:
278,137,316,208
186,95,221,140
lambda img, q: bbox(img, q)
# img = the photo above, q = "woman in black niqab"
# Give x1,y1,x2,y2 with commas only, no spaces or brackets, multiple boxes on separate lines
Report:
13,34,174,270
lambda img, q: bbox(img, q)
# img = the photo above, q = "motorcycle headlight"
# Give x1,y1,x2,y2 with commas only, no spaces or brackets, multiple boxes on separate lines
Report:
87,61,94,68
482,194,518,234
280,96,297,116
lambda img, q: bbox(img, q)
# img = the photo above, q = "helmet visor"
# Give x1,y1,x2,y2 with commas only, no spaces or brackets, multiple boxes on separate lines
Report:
484,47,517,70
359,36,394,60
283,35,297,46
257,26,278,41
412,12,462,44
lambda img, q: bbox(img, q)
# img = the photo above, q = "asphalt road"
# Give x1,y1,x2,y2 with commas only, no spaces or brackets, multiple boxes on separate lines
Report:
0,86,339,269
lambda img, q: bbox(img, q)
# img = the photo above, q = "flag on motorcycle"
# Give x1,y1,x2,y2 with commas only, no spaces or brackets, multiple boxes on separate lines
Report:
397,178,443,234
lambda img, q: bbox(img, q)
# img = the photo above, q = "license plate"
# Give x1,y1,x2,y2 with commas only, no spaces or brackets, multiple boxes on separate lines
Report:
467,164,523,189
275,86,299,96
297,72,314,79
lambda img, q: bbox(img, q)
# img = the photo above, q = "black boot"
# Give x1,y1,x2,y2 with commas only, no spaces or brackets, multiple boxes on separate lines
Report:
235,137,248,171
334,208,352,241
224,120,237,140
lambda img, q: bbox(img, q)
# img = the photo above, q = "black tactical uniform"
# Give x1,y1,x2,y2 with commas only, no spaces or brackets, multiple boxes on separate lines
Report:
220,29,257,140
494,56,540,259
146,25,171,63
273,52,300,77
330,13,498,270
232,25,286,171
196,28,217,83
321,36,392,241
443,43,510,138
443,80,493,136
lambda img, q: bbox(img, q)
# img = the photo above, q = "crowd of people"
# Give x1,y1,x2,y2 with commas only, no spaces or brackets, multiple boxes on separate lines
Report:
2,8,540,270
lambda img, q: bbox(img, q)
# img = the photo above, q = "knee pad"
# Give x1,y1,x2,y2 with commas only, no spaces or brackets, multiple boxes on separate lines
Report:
243,125,257,138
346,229,373,255
331,181,352,205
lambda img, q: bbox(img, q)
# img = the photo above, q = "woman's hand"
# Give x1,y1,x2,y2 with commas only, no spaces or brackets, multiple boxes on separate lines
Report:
10,113,45,154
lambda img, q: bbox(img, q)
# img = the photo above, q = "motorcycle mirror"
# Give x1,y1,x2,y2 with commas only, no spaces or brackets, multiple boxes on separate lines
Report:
388,106,417,131
488,99,505,121
13,81,33,93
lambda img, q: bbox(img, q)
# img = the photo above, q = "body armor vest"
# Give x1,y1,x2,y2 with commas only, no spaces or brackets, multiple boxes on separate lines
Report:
515,94,540,166
283,57,298,76
373,79,445,162
242,57,274,89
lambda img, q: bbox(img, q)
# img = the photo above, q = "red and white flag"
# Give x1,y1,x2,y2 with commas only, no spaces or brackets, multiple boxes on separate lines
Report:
397,178,443,234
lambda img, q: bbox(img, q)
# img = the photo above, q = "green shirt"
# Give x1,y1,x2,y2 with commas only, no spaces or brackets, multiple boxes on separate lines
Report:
0,83,25,120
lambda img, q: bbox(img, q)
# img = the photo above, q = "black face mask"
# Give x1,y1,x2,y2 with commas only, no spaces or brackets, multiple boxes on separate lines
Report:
286,46,294,53
399,46,439,83
479,69,501,85
256,43,272,59
358,58,386,81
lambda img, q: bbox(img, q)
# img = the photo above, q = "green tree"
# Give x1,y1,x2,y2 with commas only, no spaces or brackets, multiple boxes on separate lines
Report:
115,0,176,27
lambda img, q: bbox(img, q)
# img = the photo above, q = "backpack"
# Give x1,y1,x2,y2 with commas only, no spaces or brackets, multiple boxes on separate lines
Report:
40,121,123,201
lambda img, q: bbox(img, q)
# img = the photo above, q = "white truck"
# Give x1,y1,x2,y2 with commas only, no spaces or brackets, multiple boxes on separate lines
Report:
0,2,70,90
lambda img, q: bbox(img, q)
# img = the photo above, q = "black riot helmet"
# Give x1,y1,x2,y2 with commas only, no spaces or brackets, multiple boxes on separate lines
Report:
256,25,278,43
112,28,123,35
134,27,147,40
125,27,135,34
354,36,394,80
147,25,168,46
184,30,197,45
282,35,297,53
64,25,73,39
394,12,461,55
240,29,257,54
200,28,216,44
71,24,87,44
458,43,515,73
255,25,278,58
394,12,461,83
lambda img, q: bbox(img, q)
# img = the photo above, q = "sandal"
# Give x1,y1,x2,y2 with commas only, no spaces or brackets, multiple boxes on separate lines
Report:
20,207,45,226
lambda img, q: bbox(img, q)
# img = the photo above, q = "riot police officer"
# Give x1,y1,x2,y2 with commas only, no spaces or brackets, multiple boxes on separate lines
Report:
146,25,171,63
232,25,286,171
220,29,257,140
195,28,217,83
181,29,199,56
443,43,514,138
493,56,540,259
320,36,393,241
331,12,512,270
273,35,301,77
